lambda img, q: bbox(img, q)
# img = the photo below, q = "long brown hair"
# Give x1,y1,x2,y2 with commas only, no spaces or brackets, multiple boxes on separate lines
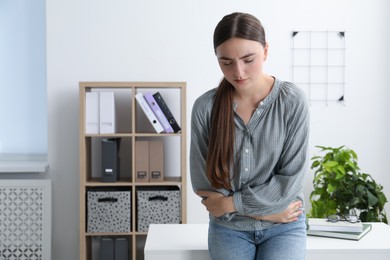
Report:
206,12,266,190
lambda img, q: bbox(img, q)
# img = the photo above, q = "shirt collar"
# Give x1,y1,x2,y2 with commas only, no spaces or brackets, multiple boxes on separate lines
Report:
232,77,280,110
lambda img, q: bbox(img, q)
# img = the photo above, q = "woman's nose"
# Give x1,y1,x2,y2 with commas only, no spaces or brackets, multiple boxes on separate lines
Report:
233,62,244,78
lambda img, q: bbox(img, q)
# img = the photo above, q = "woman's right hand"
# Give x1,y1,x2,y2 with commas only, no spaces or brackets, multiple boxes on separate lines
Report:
250,201,304,223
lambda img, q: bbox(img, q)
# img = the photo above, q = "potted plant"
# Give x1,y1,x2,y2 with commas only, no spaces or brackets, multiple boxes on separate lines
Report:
308,145,388,223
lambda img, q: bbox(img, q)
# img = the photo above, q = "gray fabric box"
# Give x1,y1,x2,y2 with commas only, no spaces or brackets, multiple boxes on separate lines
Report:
87,191,131,233
137,187,181,232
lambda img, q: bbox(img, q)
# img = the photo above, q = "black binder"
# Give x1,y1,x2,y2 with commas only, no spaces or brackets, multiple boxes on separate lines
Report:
102,138,120,182
152,92,181,133
100,237,114,260
114,237,129,260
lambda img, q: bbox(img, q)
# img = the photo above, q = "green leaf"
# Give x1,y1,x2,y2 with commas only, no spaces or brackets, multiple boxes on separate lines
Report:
323,161,338,173
350,149,358,160
367,190,378,207
327,200,337,212
356,185,366,195
335,171,344,180
310,200,325,218
311,160,320,169
359,211,368,222
327,183,336,193
323,161,338,168
378,193,388,206
337,165,346,174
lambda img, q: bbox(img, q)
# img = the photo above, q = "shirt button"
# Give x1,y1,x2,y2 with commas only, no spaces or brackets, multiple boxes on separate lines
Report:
244,168,249,172
256,111,260,115
245,149,249,153
260,101,264,106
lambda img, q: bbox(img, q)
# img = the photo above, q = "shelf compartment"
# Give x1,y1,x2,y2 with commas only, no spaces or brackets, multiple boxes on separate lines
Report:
84,87,133,134
134,88,182,134
135,235,147,260
135,186,182,233
89,235,132,260
86,188,132,234
86,137,133,183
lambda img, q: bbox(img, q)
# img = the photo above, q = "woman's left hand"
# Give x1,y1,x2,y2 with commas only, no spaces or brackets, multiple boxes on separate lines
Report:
197,190,236,217
250,200,303,223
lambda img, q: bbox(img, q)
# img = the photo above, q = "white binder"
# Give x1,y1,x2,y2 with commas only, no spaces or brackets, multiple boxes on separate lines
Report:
135,92,164,133
85,92,99,134
99,92,116,134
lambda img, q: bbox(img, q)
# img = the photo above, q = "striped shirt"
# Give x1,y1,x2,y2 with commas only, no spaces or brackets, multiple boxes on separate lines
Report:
190,77,309,231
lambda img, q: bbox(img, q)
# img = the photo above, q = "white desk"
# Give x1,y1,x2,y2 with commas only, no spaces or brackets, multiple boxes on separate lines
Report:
144,223,390,260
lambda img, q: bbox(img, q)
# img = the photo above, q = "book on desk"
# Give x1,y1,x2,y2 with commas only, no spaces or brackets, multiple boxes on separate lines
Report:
307,218,372,241
307,223,372,241
308,218,363,232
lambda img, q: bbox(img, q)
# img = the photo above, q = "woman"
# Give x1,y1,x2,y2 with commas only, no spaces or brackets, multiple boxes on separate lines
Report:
190,12,309,260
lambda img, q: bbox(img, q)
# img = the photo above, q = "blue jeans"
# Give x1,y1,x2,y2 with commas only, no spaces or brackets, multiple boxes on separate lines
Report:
208,215,307,260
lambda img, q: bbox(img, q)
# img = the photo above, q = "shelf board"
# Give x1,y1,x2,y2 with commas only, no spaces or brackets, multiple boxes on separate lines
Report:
85,133,133,138
85,232,150,236
85,232,133,236
81,81,186,89
85,178,132,186
134,133,182,137
84,133,182,138
84,177,182,186
135,178,182,186
0,153,48,173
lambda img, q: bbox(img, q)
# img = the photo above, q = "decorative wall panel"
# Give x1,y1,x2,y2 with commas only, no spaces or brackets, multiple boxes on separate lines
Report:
292,30,346,105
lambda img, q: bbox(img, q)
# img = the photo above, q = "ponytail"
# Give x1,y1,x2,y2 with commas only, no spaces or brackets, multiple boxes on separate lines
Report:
206,78,235,190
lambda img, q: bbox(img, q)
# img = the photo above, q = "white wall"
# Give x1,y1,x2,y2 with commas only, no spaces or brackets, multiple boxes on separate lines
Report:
46,0,390,259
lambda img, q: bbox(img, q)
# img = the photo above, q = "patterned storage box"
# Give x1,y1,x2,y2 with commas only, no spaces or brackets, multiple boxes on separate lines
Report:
87,191,131,233
137,187,181,232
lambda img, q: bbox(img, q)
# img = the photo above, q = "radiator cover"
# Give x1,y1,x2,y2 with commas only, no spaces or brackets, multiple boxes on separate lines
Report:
0,180,51,260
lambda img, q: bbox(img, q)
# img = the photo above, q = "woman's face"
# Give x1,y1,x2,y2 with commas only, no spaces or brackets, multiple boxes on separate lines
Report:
215,37,268,90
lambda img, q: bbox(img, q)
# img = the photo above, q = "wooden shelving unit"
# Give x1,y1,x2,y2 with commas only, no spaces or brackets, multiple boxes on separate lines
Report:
79,82,186,260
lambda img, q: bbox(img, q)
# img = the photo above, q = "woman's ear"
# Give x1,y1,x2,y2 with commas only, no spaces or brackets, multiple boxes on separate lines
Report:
263,42,269,61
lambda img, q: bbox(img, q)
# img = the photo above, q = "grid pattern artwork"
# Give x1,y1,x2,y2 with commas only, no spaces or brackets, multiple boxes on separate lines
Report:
0,180,51,260
292,30,346,104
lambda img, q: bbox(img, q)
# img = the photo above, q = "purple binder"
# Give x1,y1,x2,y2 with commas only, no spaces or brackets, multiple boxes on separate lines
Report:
143,92,174,133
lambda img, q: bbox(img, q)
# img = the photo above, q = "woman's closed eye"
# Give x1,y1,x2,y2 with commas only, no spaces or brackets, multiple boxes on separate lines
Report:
222,58,254,66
